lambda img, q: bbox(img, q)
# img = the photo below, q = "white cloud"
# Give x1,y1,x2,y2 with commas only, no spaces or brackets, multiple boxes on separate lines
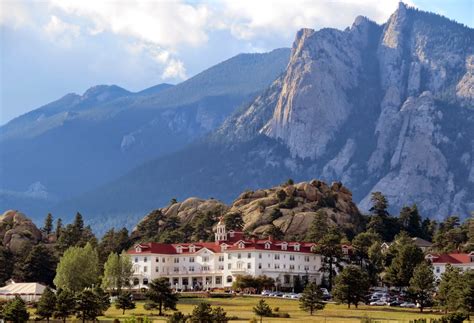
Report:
43,15,80,47
0,0,33,28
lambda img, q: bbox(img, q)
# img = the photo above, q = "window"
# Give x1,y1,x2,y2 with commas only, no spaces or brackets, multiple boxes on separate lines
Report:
155,267,159,272
283,264,286,269
275,264,280,269
228,264,232,269
177,246,182,253
265,243,271,249
275,254,280,260
239,242,245,249
190,246,195,252
237,263,242,269
247,263,251,269
290,255,295,261
259,253,262,259
258,263,262,269
189,257,195,263
248,253,251,258
189,266,194,272
134,257,138,263
203,256,209,262
228,254,232,260
281,244,287,250
221,245,227,251
133,278,139,285
294,245,300,251
289,264,294,270
268,263,270,268
226,276,233,283
143,278,149,285
218,265,224,270
304,256,310,262
143,266,147,272
436,267,440,273
216,276,222,284
202,266,209,271
162,257,166,263
174,258,179,263
156,257,159,262
304,265,309,271
218,256,224,262
238,253,242,259
174,267,179,273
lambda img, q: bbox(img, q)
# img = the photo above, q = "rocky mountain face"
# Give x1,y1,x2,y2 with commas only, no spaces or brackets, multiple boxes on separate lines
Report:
0,49,290,222
132,180,363,241
218,3,474,218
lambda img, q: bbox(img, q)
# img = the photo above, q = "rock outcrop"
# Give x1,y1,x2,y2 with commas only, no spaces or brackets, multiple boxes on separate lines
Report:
0,210,42,254
132,180,363,240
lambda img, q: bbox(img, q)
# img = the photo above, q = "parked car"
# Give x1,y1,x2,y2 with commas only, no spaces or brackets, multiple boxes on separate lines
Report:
370,300,387,306
400,302,416,308
261,290,272,296
290,293,302,299
389,300,402,307
270,292,284,297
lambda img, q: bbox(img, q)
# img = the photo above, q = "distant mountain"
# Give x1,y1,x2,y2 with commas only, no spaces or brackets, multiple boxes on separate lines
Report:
62,3,473,230
0,48,291,221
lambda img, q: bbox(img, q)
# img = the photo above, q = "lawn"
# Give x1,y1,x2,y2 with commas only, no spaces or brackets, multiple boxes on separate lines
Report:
98,296,448,322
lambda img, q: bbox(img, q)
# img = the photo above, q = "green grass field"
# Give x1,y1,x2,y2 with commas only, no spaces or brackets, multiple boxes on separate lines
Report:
97,296,452,322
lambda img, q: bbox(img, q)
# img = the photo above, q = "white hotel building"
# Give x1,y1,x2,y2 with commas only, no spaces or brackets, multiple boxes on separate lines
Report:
127,220,335,290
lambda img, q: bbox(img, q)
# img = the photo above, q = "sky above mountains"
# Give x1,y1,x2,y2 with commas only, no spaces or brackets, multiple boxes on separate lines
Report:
1,0,472,125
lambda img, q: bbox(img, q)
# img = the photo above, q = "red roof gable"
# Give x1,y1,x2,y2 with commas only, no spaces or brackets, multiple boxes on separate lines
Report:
427,252,473,264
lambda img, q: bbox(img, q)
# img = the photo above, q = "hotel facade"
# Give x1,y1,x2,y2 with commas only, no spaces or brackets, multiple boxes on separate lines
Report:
127,220,335,290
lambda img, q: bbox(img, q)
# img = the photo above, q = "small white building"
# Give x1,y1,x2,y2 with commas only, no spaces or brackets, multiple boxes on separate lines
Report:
0,281,48,302
127,219,328,290
425,252,474,280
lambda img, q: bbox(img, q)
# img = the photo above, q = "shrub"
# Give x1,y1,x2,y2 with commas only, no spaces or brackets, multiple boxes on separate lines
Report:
273,306,279,312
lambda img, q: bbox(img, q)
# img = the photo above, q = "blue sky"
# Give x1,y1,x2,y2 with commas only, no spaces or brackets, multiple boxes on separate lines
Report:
1,0,472,125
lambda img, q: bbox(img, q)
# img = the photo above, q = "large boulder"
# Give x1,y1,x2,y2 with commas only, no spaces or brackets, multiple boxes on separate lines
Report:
0,210,42,254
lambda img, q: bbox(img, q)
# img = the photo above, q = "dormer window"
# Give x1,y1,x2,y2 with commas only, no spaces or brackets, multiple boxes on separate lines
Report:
190,245,196,253
229,230,235,238
281,242,288,251
239,242,245,249
176,246,183,253
294,244,300,251
135,246,142,253
265,242,271,249
221,244,227,251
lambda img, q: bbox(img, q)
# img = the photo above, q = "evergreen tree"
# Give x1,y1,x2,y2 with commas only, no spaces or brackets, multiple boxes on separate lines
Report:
43,213,53,235
467,213,474,252
409,262,435,312
145,278,178,316
0,246,13,286
299,282,325,315
263,224,284,240
53,289,75,323
211,306,228,323
135,209,164,241
56,215,96,253
75,289,105,323
437,265,466,313
384,232,424,288
253,299,272,323
2,296,29,323
224,212,244,230
367,192,400,241
167,311,187,323
306,210,329,242
333,265,370,308
115,292,135,314
98,228,131,266
35,287,57,322
189,302,213,323
54,242,100,292
21,244,57,286
399,205,422,237
313,228,344,290
433,216,468,252
55,218,63,239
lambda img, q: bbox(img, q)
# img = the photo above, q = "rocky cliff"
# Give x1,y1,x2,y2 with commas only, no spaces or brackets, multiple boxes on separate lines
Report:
219,3,474,218
0,210,43,254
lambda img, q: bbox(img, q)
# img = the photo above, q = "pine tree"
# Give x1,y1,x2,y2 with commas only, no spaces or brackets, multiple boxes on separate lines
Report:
53,289,76,323
2,296,29,323
409,262,435,312
115,292,135,314
306,210,329,242
313,228,344,291
43,213,53,235
36,287,57,322
75,289,105,323
189,302,213,322
253,299,272,323
299,282,325,315
437,264,464,313
21,244,57,286
224,212,244,230
55,218,63,239
145,278,178,316
333,265,370,308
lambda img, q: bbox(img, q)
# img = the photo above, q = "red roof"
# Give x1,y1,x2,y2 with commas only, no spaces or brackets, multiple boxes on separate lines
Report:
427,252,474,264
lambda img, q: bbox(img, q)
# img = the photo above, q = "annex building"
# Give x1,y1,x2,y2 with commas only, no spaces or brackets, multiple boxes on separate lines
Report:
127,219,340,290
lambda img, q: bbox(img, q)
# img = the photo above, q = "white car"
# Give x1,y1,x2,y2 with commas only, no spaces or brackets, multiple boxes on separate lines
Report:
290,293,302,299
370,300,387,306
400,302,416,308
261,290,271,296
